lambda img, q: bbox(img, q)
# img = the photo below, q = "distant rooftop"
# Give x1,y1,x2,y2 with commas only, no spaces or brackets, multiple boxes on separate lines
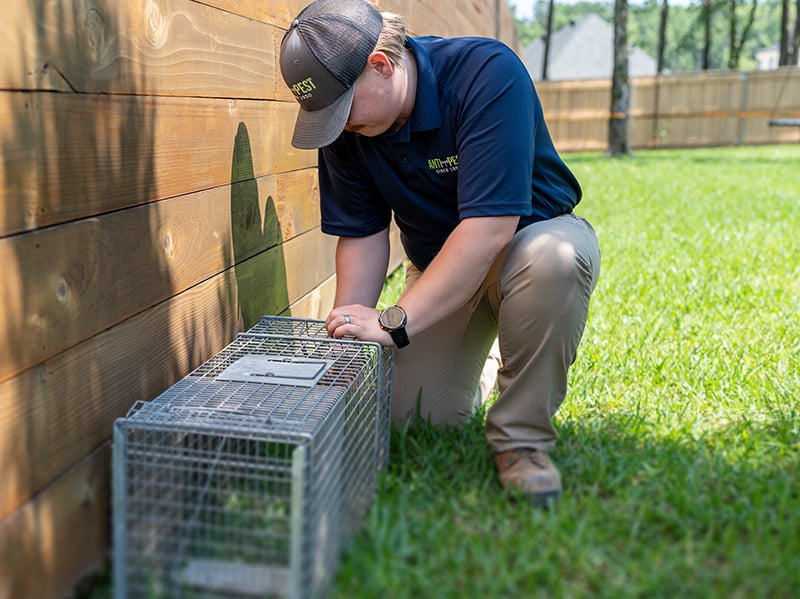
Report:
522,14,658,81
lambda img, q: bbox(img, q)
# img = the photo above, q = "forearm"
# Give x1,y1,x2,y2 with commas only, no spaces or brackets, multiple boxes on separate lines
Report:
398,216,519,337
325,217,517,347
333,228,390,308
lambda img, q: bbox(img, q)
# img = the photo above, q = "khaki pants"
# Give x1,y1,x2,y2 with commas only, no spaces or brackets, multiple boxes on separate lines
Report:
392,213,601,453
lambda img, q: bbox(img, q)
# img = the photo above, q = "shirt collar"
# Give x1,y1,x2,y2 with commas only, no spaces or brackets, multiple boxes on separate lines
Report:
379,36,441,143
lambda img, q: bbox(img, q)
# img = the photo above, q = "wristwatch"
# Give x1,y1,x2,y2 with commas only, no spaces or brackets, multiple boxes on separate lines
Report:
378,305,410,348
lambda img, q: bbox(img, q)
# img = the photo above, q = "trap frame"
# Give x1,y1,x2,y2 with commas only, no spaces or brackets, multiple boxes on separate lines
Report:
112,316,393,598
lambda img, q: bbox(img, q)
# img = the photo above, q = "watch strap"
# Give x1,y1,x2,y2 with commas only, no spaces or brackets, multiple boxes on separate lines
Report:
389,326,410,349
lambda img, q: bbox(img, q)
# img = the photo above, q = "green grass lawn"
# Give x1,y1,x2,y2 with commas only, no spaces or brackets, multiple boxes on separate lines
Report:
332,145,800,598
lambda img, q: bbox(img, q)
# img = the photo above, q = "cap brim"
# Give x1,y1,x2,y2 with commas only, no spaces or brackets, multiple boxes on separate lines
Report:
291,85,355,149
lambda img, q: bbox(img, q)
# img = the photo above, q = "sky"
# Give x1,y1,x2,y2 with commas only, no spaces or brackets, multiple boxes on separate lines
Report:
506,0,544,21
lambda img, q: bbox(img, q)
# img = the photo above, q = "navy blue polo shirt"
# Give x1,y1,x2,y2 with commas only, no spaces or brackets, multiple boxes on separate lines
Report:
318,35,581,271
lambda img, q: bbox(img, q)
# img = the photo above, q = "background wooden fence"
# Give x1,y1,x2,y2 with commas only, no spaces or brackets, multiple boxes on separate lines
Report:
539,67,800,152
0,0,517,596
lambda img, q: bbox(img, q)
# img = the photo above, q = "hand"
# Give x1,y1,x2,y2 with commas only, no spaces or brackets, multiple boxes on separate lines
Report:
325,304,394,346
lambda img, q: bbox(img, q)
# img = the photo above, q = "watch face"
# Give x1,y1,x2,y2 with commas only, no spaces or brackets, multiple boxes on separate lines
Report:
380,306,406,329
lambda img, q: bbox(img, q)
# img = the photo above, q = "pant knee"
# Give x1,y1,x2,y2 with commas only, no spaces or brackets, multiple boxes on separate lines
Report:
501,217,600,309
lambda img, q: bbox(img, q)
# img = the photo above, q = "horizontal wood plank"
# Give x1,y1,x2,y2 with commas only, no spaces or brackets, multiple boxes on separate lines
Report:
287,273,337,320
0,91,315,236
0,446,110,599
0,0,295,101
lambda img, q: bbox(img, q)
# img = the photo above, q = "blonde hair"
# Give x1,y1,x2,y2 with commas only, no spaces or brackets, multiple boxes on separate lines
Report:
375,12,407,68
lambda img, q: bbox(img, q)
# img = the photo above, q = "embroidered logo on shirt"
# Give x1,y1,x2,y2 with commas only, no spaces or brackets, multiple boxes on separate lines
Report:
427,154,458,174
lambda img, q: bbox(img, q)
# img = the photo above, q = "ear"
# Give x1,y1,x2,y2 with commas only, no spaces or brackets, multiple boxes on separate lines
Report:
367,52,394,78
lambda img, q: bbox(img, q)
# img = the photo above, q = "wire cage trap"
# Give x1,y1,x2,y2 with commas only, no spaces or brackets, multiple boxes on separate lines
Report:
112,316,394,598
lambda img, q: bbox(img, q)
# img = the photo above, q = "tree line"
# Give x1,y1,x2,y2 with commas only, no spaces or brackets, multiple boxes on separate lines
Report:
514,0,799,73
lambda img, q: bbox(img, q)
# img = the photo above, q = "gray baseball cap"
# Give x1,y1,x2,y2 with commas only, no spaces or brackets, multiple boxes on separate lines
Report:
280,0,383,149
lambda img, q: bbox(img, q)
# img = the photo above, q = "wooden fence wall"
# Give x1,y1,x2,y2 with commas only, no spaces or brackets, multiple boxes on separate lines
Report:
0,0,517,596
539,68,800,152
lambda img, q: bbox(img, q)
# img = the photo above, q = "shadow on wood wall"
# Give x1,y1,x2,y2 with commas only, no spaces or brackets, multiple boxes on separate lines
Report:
230,122,290,329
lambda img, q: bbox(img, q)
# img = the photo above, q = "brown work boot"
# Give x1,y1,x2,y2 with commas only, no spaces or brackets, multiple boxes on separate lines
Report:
494,448,562,508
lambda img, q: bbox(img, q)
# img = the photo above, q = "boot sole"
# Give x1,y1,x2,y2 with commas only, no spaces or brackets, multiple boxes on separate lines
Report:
506,487,561,509
531,489,560,509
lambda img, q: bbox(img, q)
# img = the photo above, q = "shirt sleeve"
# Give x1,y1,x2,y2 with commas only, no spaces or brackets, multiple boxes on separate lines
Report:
318,139,392,237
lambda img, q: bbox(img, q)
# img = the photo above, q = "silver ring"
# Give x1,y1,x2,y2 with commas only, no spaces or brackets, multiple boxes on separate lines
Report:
344,315,351,325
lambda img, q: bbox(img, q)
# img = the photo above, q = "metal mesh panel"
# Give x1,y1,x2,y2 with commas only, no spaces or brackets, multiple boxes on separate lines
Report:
113,316,393,598
245,316,392,469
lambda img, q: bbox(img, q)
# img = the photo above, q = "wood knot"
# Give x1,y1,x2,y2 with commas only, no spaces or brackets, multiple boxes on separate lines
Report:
84,7,109,61
55,277,70,303
145,0,168,48
162,229,175,260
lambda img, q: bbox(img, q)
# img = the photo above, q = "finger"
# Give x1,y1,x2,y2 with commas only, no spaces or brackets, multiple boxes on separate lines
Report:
336,314,354,339
325,314,339,337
